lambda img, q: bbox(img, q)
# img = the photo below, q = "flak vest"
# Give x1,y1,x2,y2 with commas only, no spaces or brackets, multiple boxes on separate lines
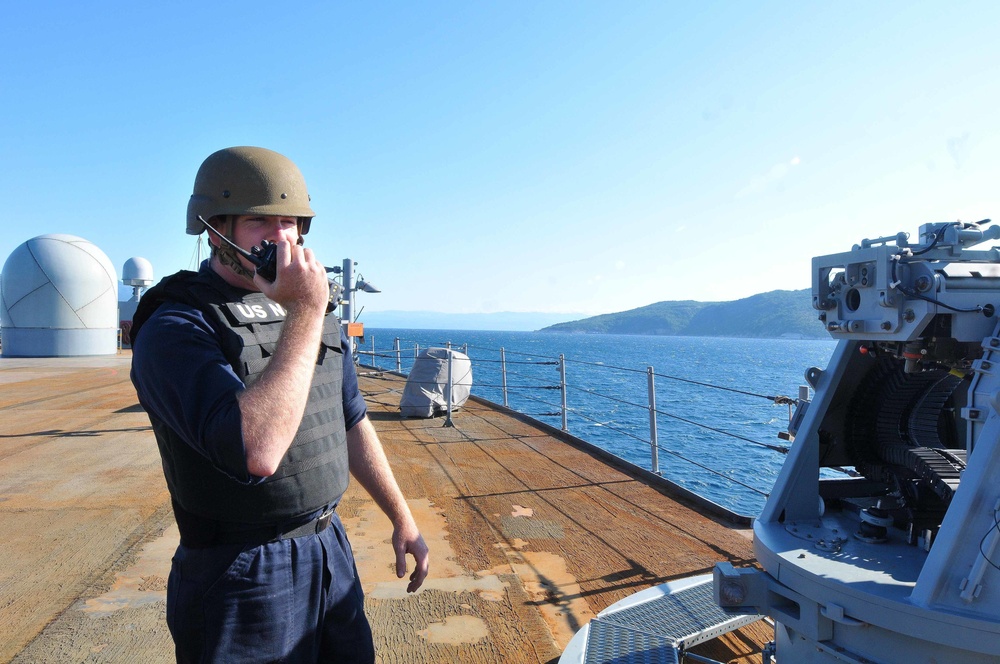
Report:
132,269,349,536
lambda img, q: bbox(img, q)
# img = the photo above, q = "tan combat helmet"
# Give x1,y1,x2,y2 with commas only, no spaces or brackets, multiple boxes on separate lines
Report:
186,146,316,235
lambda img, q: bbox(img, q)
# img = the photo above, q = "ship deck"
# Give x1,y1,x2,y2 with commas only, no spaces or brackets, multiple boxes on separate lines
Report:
0,353,768,663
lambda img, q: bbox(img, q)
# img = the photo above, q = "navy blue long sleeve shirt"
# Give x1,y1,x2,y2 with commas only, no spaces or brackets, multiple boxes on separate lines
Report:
131,267,366,484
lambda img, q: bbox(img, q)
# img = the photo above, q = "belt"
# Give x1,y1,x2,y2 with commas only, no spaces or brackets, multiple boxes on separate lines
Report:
181,508,336,548
277,509,336,540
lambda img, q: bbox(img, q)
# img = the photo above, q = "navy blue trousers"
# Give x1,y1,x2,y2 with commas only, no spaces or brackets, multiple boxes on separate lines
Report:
167,513,375,663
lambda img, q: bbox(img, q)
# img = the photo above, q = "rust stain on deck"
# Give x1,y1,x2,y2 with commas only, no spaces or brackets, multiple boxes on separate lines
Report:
81,524,176,616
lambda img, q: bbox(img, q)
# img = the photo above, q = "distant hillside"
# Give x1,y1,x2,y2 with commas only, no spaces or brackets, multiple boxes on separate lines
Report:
540,289,825,338
362,310,586,331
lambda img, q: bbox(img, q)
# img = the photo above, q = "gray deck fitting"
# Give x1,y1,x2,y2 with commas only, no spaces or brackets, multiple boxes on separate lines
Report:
582,577,763,664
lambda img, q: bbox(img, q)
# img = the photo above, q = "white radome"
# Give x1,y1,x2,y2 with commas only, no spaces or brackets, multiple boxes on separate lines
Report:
1,234,119,356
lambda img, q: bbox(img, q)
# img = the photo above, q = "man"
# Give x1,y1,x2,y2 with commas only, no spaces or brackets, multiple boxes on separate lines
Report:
130,146,428,662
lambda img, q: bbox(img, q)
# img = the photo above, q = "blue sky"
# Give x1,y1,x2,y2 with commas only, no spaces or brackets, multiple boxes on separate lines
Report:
2,2,998,317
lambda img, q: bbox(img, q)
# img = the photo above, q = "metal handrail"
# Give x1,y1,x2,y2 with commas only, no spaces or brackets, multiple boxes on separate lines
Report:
358,336,807,511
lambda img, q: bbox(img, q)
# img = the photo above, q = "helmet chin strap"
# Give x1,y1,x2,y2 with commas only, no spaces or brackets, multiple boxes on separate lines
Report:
217,243,256,280
208,218,256,280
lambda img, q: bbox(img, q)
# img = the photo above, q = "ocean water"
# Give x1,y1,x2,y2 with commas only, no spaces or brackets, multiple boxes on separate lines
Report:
363,328,837,516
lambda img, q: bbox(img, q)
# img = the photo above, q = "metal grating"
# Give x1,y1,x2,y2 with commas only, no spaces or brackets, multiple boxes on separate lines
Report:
584,619,679,664
583,579,763,663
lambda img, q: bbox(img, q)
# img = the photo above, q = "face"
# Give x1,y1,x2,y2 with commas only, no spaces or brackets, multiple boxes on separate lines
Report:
230,215,301,250
210,215,302,287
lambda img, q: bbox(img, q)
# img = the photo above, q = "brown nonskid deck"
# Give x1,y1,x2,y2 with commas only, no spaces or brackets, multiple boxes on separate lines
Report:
0,356,766,663
348,371,766,663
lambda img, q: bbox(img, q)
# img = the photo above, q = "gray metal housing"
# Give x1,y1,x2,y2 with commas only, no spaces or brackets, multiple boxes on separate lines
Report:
716,220,1000,662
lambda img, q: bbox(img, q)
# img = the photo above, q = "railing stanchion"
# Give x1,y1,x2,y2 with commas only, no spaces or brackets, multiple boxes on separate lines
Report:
369,335,375,367
444,349,454,427
500,347,509,407
394,337,401,373
560,354,568,432
648,366,660,475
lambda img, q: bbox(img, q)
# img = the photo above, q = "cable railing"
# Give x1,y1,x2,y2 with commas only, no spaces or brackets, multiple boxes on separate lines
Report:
355,335,813,512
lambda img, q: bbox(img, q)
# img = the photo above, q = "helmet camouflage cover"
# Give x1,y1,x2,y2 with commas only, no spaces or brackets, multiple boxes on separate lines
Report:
186,146,316,235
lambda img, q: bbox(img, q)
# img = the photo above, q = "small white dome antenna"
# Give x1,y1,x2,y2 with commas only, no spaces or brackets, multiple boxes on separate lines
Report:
122,257,154,301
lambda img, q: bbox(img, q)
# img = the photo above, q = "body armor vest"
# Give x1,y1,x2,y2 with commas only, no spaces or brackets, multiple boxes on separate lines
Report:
132,269,349,529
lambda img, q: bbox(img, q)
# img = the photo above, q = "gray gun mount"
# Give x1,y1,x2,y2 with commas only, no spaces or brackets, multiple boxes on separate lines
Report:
716,218,1000,663
814,220,999,343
